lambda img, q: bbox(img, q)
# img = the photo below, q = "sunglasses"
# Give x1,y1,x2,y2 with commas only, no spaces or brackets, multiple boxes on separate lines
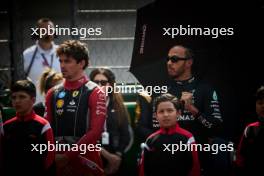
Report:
94,80,109,86
167,55,188,63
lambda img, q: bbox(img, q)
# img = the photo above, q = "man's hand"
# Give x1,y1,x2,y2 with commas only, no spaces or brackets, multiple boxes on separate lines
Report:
181,92,199,116
181,92,193,105
55,154,70,169
101,148,122,174
104,153,122,174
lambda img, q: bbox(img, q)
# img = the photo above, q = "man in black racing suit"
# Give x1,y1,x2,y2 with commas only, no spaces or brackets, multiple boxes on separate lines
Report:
135,45,223,176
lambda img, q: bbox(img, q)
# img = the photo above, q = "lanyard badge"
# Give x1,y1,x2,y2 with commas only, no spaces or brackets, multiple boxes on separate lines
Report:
102,131,109,145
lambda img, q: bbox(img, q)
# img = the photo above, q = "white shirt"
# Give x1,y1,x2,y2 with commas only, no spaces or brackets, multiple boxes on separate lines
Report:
23,41,61,104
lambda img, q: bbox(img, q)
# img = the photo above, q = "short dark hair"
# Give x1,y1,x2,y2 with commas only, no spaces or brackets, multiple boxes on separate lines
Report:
170,45,194,60
31,18,54,40
184,47,193,60
11,80,36,98
37,17,53,27
256,86,264,101
56,40,89,69
153,93,184,112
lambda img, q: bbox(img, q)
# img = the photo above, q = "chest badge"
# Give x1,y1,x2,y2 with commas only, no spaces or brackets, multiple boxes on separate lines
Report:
72,91,79,97
69,100,76,106
56,109,64,115
56,99,64,108
213,91,218,101
58,91,66,98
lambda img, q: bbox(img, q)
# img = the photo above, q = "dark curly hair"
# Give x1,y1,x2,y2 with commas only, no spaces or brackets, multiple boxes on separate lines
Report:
56,40,89,69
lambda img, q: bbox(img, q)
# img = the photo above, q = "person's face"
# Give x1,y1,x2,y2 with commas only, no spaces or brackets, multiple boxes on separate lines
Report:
11,91,35,116
256,99,264,118
167,46,190,79
93,74,110,87
93,73,111,94
59,54,85,81
156,101,179,129
38,21,54,42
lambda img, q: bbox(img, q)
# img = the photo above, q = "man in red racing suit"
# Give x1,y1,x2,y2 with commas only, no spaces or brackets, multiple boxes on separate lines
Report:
45,40,107,176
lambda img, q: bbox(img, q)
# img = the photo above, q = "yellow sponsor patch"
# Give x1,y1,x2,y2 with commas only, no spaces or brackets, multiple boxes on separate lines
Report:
56,99,64,108
72,91,79,97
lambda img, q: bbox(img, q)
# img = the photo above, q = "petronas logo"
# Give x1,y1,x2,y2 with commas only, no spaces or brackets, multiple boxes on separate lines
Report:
213,91,218,101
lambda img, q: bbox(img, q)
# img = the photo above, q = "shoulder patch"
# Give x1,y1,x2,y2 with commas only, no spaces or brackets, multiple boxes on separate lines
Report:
41,123,51,135
187,136,195,144
141,143,151,151
53,82,64,91
85,81,98,90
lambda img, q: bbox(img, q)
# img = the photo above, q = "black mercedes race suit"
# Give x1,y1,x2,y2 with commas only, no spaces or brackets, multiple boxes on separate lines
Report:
166,77,222,144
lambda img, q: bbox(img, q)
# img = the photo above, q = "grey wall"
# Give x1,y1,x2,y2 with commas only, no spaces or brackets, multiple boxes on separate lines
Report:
0,1,11,88
0,0,154,88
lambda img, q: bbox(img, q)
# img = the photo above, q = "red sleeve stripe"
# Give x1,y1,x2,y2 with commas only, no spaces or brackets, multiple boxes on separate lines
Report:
34,115,49,125
3,117,18,126
176,127,194,139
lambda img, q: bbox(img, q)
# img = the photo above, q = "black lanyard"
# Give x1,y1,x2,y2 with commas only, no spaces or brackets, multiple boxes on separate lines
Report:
25,47,38,77
25,46,54,77
41,53,53,68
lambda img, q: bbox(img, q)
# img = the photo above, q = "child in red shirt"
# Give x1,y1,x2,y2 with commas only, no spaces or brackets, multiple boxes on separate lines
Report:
139,93,200,176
